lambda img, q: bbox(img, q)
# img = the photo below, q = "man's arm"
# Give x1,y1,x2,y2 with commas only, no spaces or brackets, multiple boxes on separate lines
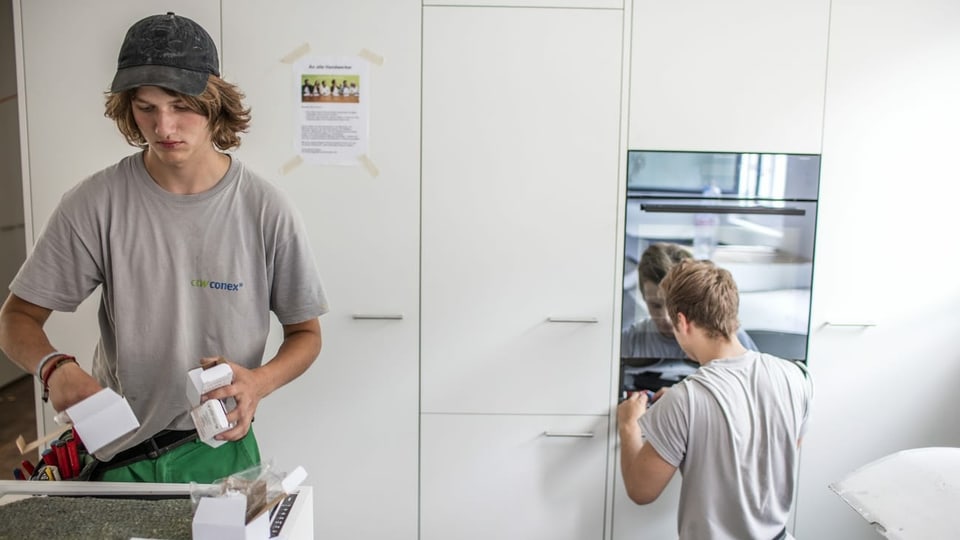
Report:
204,317,322,441
0,293,55,375
617,392,677,505
0,293,103,411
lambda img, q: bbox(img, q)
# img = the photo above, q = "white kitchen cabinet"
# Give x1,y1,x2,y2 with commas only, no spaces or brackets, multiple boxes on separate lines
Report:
421,413,610,540
796,0,960,538
421,5,623,538
628,0,830,154
421,6,623,416
223,2,421,539
612,473,681,539
423,0,622,8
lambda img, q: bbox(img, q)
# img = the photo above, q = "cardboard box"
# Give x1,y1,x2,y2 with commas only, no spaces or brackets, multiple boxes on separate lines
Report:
186,363,234,407
186,364,236,448
64,388,140,454
189,399,232,449
192,466,308,540
192,493,269,540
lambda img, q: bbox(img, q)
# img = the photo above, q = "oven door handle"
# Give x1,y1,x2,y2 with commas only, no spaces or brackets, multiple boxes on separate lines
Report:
640,203,806,216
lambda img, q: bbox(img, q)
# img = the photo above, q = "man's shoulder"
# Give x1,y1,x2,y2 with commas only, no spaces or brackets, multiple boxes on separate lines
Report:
696,350,800,380
232,159,292,204
59,154,142,205
755,351,810,378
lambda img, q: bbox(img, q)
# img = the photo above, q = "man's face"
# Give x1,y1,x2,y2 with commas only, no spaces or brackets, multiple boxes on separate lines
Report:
640,281,675,338
131,86,212,167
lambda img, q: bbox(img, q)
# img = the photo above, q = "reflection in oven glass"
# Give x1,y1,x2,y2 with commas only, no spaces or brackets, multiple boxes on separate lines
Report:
620,357,700,400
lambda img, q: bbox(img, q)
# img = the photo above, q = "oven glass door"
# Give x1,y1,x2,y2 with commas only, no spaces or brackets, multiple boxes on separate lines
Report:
620,197,817,395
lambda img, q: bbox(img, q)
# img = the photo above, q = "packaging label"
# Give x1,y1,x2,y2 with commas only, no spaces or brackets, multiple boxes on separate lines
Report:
190,399,233,448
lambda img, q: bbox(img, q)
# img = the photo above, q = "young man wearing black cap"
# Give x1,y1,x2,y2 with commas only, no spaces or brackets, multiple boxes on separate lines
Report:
617,260,813,539
0,13,328,483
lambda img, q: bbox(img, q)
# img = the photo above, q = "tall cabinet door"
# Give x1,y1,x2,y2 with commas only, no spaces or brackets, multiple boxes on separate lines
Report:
223,2,420,539
421,6,623,539
421,6,622,416
796,0,960,538
628,0,830,153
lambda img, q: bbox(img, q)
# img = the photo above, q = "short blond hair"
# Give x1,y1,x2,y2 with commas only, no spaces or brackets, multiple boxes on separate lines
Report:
660,259,741,339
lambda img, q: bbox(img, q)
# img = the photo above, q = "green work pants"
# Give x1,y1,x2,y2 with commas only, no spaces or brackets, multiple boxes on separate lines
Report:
97,428,261,484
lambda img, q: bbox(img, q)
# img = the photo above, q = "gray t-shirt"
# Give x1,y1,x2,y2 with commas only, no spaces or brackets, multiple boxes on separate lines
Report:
640,351,813,540
11,153,329,460
621,318,758,358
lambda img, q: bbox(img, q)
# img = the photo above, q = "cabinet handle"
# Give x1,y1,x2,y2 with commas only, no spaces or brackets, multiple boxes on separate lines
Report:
351,314,404,320
822,321,877,328
546,317,598,324
543,431,595,438
641,203,806,216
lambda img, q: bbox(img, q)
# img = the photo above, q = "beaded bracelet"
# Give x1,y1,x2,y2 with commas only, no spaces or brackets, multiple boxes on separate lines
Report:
41,355,77,403
35,351,67,381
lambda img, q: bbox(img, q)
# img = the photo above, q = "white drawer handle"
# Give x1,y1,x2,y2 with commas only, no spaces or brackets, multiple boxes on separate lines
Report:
543,431,595,438
352,314,404,320
823,321,876,328
547,317,598,324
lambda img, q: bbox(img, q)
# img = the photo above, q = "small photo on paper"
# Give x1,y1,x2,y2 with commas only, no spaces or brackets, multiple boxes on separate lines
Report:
300,75,360,103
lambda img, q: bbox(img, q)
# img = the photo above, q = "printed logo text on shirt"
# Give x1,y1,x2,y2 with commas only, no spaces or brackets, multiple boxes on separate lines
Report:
191,279,244,292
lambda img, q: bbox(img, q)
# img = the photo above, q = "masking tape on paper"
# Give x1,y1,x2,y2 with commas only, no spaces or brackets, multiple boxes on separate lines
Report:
358,154,380,177
280,43,311,64
358,48,384,66
280,155,304,175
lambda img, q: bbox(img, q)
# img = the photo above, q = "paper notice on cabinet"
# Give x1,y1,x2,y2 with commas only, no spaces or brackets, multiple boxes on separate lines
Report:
294,56,369,166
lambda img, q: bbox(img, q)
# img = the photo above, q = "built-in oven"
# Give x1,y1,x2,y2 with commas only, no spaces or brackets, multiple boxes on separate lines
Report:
619,150,819,398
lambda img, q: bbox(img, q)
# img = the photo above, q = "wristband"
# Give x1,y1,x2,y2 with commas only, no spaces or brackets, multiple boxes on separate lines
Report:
41,355,77,403
35,352,67,381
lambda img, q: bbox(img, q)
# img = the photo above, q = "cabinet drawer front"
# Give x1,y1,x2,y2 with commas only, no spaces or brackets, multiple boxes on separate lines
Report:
421,414,609,540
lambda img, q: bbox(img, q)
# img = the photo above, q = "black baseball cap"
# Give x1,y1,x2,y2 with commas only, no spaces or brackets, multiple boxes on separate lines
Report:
110,12,220,96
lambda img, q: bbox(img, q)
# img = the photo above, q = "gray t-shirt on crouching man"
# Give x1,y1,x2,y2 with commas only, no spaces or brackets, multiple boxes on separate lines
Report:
640,350,813,540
